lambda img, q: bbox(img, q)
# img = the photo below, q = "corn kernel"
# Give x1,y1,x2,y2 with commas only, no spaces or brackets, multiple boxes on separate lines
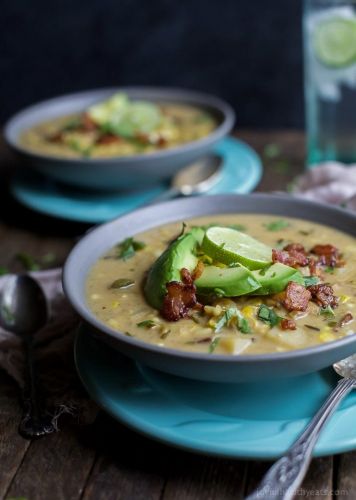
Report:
208,318,217,328
340,295,350,304
319,330,336,342
204,305,222,317
241,305,255,318
111,301,119,309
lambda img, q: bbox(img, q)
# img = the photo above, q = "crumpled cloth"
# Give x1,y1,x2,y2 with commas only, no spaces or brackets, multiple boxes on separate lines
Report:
0,269,98,429
293,162,356,210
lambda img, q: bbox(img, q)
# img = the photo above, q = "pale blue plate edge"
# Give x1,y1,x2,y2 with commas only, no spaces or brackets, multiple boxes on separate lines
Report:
11,136,262,224
74,327,356,460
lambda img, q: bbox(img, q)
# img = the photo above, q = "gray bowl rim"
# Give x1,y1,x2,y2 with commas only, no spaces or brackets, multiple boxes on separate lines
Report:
4,86,235,164
63,193,356,364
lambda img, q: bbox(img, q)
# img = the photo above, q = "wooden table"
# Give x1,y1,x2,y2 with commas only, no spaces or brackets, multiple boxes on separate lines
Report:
0,131,354,500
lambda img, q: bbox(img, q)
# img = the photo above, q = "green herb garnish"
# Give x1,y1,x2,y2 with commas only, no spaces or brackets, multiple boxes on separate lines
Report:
264,220,290,232
257,304,282,327
137,320,156,328
263,143,281,159
15,253,40,271
160,329,171,339
209,337,220,353
324,266,335,274
214,307,250,334
320,305,335,317
41,252,57,265
304,324,320,331
109,278,135,289
117,237,146,260
272,160,290,174
303,276,319,287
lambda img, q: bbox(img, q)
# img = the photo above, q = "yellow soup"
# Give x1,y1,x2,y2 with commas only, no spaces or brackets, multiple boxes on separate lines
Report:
20,104,217,159
86,214,356,355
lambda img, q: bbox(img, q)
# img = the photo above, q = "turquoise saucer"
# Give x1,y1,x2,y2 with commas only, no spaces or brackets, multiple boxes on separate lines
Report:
11,137,262,224
75,326,356,460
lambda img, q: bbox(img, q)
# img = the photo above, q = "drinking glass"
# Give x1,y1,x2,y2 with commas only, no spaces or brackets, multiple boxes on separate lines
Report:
304,0,356,165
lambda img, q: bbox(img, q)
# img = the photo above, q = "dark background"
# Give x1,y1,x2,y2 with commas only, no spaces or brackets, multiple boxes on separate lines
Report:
1,0,303,128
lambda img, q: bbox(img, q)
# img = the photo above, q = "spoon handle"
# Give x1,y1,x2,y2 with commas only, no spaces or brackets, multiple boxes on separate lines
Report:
246,378,355,500
142,186,181,206
19,337,55,438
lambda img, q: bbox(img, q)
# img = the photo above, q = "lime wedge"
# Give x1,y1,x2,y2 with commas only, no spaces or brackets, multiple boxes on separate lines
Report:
313,17,356,68
201,227,272,270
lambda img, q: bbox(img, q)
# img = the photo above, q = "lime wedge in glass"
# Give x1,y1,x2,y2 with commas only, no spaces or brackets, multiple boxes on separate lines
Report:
201,227,272,270
313,17,356,68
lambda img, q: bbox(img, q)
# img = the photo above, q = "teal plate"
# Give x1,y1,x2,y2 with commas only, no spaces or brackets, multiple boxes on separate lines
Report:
11,137,262,223
75,326,356,460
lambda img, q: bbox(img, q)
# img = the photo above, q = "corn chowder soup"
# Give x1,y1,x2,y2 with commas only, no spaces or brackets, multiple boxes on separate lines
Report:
86,214,356,356
20,93,217,159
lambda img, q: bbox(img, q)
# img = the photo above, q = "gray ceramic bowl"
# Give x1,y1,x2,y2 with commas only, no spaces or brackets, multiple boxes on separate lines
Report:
4,87,235,191
63,194,356,383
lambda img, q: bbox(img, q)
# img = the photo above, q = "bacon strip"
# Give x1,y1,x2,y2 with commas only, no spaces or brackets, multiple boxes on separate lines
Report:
339,313,353,328
161,268,198,321
307,283,338,308
96,134,122,145
310,244,343,268
81,113,98,131
272,243,309,268
280,318,297,330
282,282,311,312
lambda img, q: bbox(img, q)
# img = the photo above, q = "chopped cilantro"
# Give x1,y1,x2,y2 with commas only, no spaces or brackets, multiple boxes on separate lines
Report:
264,220,290,232
109,278,135,289
117,237,146,260
237,316,251,334
263,143,281,159
137,320,156,328
320,305,335,317
15,253,40,271
214,307,251,334
324,266,335,274
41,252,57,265
209,337,220,353
303,276,319,287
257,304,282,327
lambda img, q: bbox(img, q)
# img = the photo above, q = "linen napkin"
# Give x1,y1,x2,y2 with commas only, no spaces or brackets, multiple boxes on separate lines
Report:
0,268,97,429
293,162,356,210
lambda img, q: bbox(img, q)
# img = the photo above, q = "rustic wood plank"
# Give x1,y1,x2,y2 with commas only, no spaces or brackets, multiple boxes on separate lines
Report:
5,425,96,500
0,373,30,499
162,453,247,500
81,414,165,500
298,457,333,499
244,457,333,499
336,451,356,497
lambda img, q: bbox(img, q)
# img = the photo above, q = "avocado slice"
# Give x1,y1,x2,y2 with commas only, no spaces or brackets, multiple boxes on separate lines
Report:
195,265,261,297
144,227,204,309
251,263,304,295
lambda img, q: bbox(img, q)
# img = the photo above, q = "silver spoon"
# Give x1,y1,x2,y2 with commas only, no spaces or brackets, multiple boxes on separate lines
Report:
0,274,55,438
147,154,223,205
246,355,356,500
